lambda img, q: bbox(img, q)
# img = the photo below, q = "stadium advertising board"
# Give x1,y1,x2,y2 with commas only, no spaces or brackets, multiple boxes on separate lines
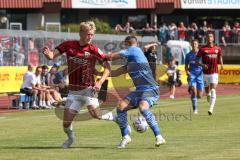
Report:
72,0,136,9
0,65,240,93
181,0,240,9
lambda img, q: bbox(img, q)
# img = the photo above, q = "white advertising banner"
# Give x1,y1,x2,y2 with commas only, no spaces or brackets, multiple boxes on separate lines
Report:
181,0,240,9
72,0,136,9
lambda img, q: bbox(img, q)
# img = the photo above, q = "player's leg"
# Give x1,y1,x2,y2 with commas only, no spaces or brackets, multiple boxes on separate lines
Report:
62,94,80,148
208,74,218,115
203,74,210,102
87,105,117,121
169,84,175,99
191,86,198,114
138,100,166,147
62,108,77,149
116,99,132,148
196,75,204,99
188,74,198,114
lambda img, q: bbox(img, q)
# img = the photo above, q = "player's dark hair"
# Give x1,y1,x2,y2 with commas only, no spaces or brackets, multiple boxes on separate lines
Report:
42,65,49,70
191,39,199,43
125,35,138,43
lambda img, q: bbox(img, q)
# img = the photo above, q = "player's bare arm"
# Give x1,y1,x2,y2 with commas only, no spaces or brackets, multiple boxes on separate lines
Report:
94,61,110,91
143,42,158,52
42,46,61,60
105,52,122,61
185,63,190,75
110,66,127,77
196,56,208,70
219,55,224,70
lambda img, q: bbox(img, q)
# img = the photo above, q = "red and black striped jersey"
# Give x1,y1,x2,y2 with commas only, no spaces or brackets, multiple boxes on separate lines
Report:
56,40,106,91
197,45,221,74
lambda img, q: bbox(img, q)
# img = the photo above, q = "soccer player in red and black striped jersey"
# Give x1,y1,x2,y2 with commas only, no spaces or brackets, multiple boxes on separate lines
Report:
43,21,114,149
196,33,224,115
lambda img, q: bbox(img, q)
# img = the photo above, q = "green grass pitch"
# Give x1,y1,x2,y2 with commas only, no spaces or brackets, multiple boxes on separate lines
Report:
0,94,240,160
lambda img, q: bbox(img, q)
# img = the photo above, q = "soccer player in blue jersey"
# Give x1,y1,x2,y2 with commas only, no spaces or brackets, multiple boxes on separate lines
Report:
185,39,203,114
106,35,166,148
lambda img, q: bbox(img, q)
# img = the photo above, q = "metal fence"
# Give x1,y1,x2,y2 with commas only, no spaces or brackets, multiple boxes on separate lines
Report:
0,29,160,66
0,29,239,66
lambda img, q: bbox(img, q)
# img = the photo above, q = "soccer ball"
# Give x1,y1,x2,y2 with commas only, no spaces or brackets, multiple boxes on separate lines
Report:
132,116,149,133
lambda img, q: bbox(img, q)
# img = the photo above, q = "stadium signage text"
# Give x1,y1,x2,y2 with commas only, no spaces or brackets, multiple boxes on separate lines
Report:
72,0,136,9
181,0,240,9
220,69,240,75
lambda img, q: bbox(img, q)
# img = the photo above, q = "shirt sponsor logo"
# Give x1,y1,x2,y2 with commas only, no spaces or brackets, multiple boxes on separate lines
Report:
69,56,88,65
206,54,217,58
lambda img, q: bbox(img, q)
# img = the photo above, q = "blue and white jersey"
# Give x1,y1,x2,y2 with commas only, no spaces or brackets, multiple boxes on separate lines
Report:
185,51,202,75
119,46,158,90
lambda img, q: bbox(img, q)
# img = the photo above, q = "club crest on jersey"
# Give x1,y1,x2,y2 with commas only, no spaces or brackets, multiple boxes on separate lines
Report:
215,50,219,53
84,51,91,58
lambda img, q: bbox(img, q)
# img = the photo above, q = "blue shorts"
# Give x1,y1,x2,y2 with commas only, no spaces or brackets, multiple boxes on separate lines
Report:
187,73,204,91
125,87,159,108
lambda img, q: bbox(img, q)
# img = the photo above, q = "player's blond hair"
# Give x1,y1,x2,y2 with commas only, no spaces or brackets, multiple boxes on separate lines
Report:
79,21,96,32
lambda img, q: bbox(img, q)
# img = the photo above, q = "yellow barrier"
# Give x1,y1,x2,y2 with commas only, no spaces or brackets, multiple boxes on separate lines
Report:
0,66,27,93
0,65,239,93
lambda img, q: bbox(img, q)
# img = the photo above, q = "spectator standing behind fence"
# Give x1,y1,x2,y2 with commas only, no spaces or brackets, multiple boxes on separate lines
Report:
168,23,177,40
14,46,25,66
221,21,231,46
143,42,158,80
166,57,177,99
199,21,208,43
0,40,4,66
142,22,154,36
158,23,168,43
188,22,199,41
178,22,187,41
233,22,240,43
115,22,135,34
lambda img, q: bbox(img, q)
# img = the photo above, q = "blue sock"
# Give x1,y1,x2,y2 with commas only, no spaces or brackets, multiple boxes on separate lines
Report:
191,96,197,111
116,108,128,137
141,109,160,137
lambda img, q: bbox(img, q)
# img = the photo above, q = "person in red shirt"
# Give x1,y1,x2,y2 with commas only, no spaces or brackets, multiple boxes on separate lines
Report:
196,33,224,115
43,21,113,149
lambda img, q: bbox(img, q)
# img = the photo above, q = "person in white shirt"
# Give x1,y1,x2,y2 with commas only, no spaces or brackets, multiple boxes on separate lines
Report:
20,65,39,108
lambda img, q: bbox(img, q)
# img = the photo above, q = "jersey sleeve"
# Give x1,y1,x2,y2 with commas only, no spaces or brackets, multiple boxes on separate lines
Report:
55,41,71,54
91,45,106,61
119,49,129,58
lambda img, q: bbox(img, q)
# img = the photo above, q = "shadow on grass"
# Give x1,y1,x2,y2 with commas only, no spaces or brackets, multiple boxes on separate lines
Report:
0,146,107,150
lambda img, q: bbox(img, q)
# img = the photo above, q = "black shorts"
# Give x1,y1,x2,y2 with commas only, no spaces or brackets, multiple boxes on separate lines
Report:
20,88,33,96
168,76,176,86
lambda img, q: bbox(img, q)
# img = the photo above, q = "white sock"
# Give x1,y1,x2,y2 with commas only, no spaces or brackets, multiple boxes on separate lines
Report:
47,101,51,106
101,110,117,121
209,89,216,112
123,134,130,139
43,101,46,107
33,101,36,106
156,135,163,139
64,125,74,139
39,101,43,107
